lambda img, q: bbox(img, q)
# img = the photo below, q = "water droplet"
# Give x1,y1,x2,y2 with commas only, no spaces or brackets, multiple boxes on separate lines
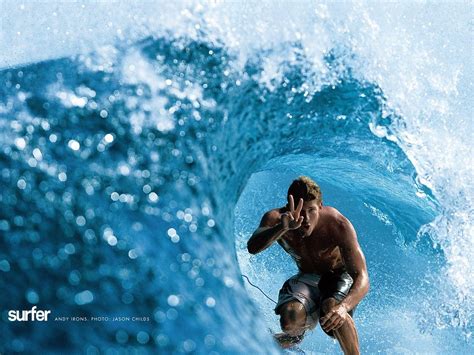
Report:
167,294,180,307
14,137,26,150
205,297,216,308
68,139,80,151
74,290,94,305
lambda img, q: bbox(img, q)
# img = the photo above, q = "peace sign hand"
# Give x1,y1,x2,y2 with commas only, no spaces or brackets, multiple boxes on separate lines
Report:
281,194,304,231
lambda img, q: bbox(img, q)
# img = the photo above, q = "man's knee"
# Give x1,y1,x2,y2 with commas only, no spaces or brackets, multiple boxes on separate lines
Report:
279,301,306,335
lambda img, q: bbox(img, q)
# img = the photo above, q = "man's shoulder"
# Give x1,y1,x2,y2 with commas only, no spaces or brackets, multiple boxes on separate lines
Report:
323,206,345,221
323,207,352,234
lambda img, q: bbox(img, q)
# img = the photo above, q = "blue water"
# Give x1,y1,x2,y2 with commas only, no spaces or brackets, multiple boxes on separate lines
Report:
0,2,472,354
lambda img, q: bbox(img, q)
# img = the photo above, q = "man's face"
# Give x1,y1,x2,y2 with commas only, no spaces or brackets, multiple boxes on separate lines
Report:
296,199,322,237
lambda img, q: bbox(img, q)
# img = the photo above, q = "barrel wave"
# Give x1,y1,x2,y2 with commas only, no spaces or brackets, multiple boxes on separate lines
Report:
0,2,472,354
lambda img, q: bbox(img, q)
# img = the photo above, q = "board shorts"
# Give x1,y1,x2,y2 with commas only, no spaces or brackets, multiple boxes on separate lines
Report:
274,269,355,338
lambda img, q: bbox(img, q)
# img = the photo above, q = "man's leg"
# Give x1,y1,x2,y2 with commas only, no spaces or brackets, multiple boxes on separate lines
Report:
275,300,307,348
321,298,359,355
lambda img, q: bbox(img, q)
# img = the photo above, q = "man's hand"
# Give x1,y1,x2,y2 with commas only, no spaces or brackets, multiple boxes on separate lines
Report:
281,194,304,231
320,304,350,333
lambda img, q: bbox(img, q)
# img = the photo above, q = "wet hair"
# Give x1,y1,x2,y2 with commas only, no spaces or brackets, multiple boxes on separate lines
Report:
287,176,322,204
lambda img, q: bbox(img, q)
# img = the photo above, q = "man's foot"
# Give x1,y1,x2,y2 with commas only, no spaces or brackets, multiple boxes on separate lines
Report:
273,332,304,349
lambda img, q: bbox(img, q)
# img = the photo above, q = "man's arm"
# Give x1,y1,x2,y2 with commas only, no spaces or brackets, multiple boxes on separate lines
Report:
247,210,287,255
337,217,370,312
320,216,369,333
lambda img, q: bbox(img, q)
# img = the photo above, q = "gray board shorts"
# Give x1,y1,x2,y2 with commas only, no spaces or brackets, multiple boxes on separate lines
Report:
274,269,355,338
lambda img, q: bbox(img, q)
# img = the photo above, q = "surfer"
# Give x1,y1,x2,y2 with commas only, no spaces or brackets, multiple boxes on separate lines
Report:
247,176,369,354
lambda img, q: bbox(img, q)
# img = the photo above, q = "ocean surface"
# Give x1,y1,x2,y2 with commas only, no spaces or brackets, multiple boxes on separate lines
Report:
0,1,472,354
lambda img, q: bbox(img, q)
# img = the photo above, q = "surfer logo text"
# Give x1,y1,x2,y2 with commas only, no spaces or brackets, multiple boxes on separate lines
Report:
8,306,51,322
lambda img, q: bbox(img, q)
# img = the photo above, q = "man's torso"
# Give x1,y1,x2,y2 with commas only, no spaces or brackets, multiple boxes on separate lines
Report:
274,206,345,274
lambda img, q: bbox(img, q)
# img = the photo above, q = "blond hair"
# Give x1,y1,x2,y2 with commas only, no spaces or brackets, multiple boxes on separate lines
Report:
287,176,322,203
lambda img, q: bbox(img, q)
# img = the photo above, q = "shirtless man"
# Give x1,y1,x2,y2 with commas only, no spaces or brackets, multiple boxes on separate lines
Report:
247,176,369,354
